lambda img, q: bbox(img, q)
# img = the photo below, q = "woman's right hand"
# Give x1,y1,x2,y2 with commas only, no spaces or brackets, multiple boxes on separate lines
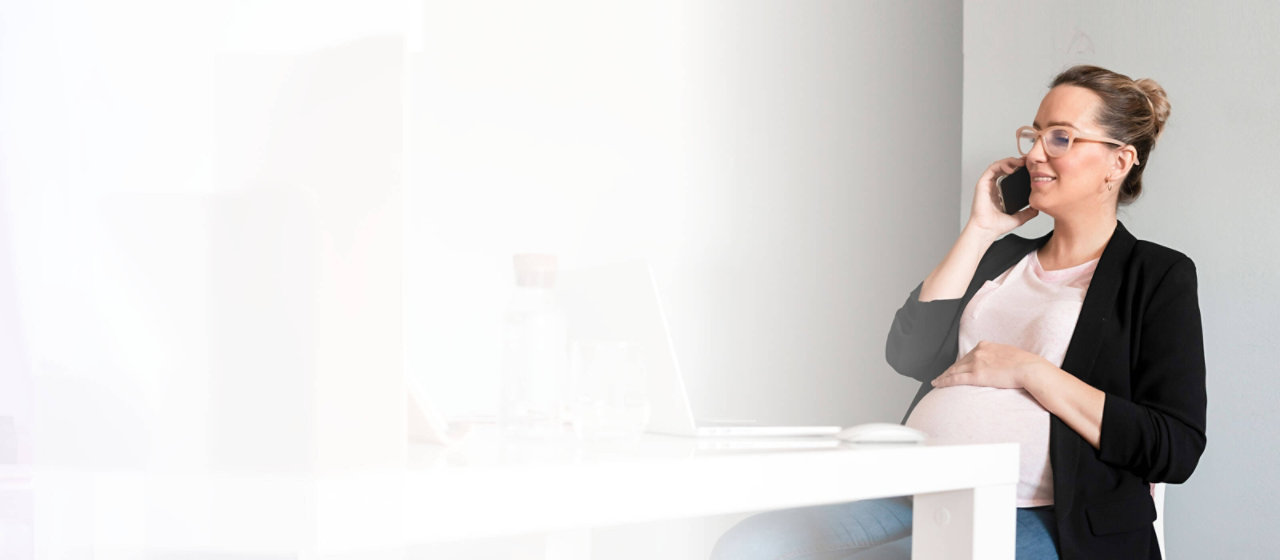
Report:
966,157,1039,237
918,157,1042,302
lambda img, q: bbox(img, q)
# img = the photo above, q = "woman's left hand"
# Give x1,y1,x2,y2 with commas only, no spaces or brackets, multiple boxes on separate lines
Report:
932,340,1050,390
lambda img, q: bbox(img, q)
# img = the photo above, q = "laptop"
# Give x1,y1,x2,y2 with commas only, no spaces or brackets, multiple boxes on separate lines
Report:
557,260,842,439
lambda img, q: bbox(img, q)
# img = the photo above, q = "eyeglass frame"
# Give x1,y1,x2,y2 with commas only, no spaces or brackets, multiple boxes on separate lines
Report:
1015,125,1140,166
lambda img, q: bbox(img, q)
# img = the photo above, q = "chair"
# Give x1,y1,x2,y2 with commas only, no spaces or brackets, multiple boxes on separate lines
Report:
1152,482,1166,559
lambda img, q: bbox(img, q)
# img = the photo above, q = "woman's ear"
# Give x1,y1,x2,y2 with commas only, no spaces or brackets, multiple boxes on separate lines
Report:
1107,145,1138,184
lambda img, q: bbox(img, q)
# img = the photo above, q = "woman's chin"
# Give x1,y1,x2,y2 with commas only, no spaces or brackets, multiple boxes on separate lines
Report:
1027,193,1050,215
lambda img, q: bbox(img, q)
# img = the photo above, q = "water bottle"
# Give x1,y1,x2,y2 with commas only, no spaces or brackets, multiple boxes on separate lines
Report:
499,254,568,438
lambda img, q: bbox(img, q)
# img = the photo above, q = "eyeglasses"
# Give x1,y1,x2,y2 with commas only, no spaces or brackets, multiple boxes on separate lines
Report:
1016,125,1127,159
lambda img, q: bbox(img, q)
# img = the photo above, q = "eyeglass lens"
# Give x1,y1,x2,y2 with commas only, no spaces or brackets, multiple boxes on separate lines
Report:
1019,128,1073,157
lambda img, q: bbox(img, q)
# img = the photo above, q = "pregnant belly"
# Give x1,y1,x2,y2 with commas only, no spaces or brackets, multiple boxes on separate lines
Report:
907,385,1055,506
905,385,1049,445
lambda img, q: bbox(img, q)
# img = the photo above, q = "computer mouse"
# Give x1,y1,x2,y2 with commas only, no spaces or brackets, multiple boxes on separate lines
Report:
835,423,927,444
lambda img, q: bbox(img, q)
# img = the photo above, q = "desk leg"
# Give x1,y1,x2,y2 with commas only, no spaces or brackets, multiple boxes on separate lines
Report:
912,484,1015,560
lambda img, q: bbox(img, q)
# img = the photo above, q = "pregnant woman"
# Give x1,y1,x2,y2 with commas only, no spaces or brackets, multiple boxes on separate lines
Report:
712,65,1206,560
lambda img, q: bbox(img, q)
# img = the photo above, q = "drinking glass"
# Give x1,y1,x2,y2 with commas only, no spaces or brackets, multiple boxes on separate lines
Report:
568,341,650,440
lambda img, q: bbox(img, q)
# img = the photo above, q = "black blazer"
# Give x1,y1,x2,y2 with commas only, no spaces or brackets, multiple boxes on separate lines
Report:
885,221,1206,560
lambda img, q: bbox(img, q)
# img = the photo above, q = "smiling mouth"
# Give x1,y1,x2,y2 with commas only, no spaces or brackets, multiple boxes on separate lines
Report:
1032,176,1056,185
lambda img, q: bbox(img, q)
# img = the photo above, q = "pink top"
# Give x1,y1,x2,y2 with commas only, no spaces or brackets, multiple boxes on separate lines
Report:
906,250,1098,507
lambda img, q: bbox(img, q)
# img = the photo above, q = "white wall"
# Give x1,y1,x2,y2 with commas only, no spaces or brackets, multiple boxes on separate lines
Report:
964,1,1280,556
0,0,409,555
407,0,963,427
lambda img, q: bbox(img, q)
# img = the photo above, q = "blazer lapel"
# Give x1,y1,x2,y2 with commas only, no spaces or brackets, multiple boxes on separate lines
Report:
1051,220,1136,517
1060,221,1134,383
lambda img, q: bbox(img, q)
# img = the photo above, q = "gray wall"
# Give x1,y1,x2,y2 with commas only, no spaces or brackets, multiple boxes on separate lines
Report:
964,2,1280,556
671,0,963,426
407,0,964,428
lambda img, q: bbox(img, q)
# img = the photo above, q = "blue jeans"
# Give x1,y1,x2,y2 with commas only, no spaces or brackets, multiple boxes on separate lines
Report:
711,497,1058,560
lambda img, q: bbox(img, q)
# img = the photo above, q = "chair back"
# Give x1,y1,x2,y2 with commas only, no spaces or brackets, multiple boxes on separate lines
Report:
1152,482,1166,558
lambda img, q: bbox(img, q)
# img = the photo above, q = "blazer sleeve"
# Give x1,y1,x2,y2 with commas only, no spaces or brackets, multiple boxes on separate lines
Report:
884,282,965,383
1098,256,1208,483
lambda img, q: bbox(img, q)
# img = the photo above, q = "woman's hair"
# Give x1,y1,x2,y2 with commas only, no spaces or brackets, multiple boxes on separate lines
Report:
1051,65,1171,205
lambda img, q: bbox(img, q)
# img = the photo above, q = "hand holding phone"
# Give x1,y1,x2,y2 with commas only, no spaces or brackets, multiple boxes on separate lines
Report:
997,166,1031,214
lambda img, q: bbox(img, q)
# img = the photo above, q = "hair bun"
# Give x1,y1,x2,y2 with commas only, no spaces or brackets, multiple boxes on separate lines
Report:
1135,78,1171,139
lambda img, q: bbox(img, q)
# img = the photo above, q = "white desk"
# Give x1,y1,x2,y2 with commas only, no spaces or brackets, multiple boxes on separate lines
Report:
404,434,1019,559
25,435,1017,559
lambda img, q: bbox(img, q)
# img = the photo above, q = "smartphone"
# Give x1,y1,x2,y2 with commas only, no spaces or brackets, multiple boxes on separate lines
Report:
997,166,1031,214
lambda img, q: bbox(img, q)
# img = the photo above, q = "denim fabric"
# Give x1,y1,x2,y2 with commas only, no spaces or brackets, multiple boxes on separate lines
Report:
711,498,1058,560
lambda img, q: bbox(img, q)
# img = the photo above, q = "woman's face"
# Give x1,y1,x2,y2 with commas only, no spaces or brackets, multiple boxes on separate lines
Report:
1025,85,1120,217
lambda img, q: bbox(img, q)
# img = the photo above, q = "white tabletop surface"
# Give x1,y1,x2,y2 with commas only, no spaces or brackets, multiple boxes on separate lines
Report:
17,432,1018,558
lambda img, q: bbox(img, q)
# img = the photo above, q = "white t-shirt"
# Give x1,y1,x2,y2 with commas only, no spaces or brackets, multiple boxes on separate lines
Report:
906,250,1098,507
